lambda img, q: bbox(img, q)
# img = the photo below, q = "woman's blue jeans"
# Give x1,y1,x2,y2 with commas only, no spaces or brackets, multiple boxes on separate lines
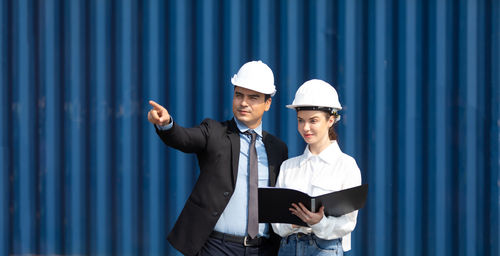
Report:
278,233,343,256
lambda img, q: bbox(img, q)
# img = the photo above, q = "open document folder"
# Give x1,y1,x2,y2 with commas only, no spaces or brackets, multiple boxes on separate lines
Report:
258,184,368,226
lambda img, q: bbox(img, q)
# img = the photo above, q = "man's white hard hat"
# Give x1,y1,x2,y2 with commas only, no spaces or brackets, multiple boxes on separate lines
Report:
286,79,342,122
231,61,276,97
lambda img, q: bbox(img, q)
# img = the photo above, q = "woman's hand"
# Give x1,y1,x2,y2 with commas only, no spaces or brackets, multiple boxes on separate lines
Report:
290,203,324,226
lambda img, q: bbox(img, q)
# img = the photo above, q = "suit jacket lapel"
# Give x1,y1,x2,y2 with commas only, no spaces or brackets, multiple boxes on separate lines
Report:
227,119,240,187
262,132,278,187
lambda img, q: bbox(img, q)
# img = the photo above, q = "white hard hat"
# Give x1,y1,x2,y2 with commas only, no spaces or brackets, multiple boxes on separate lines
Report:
231,61,276,97
286,79,342,122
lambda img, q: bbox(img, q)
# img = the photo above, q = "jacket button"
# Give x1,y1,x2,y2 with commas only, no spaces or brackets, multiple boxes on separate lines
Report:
212,211,218,216
223,192,229,197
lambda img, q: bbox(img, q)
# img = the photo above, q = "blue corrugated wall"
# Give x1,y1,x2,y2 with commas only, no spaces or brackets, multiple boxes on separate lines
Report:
1,0,499,255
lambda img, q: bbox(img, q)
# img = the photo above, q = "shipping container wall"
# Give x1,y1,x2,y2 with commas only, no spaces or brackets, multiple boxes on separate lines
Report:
1,0,498,255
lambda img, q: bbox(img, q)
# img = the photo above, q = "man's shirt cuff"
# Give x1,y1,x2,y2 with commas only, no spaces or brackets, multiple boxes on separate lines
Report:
155,118,173,131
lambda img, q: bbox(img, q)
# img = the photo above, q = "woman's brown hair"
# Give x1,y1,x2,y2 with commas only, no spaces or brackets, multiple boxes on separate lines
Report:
324,112,339,140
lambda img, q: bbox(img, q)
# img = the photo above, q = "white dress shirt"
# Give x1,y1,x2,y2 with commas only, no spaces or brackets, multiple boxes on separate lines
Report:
271,140,361,251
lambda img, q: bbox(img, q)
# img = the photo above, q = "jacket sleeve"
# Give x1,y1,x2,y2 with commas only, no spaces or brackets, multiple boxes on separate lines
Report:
155,119,211,153
271,160,296,237
310,162,362,240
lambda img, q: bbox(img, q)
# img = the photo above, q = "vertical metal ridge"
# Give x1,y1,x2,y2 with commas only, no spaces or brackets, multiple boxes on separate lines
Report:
476,0,488,254
115,0,139,254
490,1,500,255
13,0,36,253
222,0,245,120
196,0,218,124
140,1,168,255
64,0,87,253
39,0,62,254
255,0,279,135
0,0,10,254
368,0,392,255
89,0,111,254
463,0,479,254
429,0,452,255
308,0,329,79
167,2,194,254
142,0,166,254
341,1,362,255
280,0,306,158
397,1,423,255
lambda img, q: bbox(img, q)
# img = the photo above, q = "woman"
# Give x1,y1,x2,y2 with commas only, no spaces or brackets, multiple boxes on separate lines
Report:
272,79,362,256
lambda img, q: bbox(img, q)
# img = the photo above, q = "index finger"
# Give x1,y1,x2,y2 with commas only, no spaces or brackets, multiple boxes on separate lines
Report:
298,203,312,214
149,100,163,110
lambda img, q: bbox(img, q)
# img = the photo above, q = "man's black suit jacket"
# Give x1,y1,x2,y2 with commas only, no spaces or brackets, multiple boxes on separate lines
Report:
155,118,288,255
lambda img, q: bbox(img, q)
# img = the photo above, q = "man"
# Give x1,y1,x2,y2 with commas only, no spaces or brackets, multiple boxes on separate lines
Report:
147,61,288,255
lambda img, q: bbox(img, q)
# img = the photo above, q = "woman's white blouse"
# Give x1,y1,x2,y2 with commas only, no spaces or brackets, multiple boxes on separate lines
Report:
271,140,362,252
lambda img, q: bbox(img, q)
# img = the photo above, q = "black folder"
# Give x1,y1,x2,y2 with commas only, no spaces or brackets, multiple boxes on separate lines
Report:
258,184,368,226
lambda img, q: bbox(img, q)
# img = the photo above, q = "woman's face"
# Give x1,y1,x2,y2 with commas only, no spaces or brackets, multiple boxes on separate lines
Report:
297,110,334,145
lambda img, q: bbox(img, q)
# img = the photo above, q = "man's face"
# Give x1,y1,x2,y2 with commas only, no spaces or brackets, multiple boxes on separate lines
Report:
232,86,271,129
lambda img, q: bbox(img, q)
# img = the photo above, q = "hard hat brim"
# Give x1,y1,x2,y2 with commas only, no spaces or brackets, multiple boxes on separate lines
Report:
231,76,276,96
286,104,342,111
287,104,342,123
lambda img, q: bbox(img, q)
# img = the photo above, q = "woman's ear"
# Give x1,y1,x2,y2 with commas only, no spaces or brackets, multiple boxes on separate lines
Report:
328,115,335,127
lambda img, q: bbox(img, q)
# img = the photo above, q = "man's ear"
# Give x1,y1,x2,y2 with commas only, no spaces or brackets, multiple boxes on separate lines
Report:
264,97,272,111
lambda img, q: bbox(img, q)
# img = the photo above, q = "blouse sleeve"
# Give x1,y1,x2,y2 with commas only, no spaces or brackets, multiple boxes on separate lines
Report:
271,222,296,238
271,161,296,237
310,160,362,240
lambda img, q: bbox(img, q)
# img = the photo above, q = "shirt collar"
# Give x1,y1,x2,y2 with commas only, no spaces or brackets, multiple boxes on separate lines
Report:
300,140,342,166
233,117,263,138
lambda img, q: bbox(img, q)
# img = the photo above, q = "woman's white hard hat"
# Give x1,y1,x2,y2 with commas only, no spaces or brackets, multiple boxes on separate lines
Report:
286,79,342,122
231,61,276,96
